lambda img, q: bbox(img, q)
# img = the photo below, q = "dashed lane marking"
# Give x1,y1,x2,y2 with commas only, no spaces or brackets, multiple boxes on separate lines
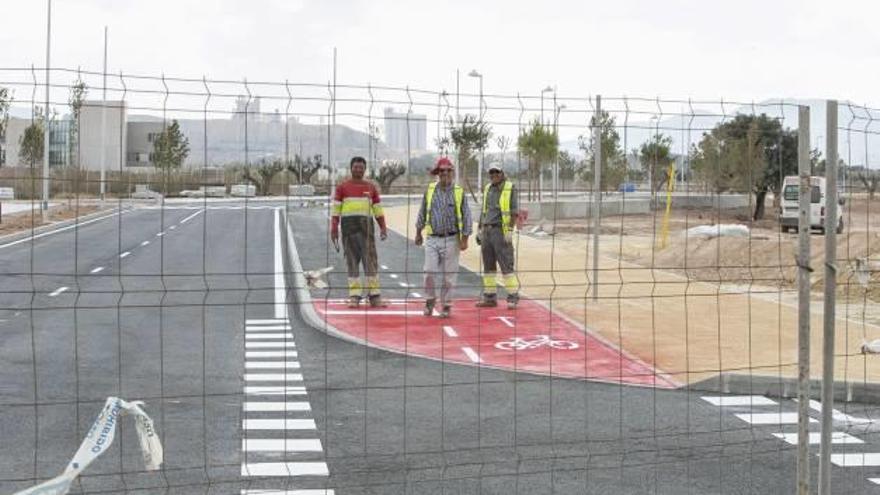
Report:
461,346,482,363
90,266,104,274
442,326,458,338
48,287,68,297
119,251,131,258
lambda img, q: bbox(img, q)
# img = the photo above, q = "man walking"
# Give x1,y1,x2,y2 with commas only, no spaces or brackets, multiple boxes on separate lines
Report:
414,157,472,318
330,156,387,308
476,163,520,309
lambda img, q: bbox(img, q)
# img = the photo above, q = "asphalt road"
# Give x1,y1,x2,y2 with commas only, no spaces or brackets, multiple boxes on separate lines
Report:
0,200,877,494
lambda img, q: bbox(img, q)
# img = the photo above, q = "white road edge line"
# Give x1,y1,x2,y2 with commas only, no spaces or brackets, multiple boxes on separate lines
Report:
274,208,287,319
0,210,123,250
179,209,204,224
48,287,69,297
461,346,481,363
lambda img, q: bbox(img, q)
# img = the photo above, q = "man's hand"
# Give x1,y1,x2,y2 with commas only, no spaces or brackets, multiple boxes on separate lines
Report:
380,228,388,241
504,231,513,244
415,232,423,246
459,236,469,251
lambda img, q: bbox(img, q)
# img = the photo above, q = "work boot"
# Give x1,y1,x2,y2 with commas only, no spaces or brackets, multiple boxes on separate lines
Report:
475,296,497,308
347,296,361,308
423,298,436,316
438,305,452,318
368,294,387,308
506,293,520,310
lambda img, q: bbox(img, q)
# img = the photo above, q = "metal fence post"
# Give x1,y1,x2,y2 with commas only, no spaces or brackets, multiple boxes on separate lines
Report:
591,94,602,300
796,104,812,495
818,99,838,495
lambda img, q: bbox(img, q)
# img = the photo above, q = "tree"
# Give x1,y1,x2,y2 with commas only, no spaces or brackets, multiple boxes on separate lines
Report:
579,110,627,192
857,170,880,199
517,118,558,201
19,106,47,167
0,87,10,166
638,133,673,196
243,159,285,195
288,154,324,184
557,150,581,192
438,114,492,201
68,79,87,168
689,114,796,220
152,120,190,171
370,159,406,191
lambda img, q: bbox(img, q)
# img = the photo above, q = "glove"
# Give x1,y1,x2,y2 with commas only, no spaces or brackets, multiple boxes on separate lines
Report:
504,231,513,244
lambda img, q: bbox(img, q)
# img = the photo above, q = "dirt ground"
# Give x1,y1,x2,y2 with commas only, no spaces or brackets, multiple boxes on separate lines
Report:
0,203,102,236
383,196,880,387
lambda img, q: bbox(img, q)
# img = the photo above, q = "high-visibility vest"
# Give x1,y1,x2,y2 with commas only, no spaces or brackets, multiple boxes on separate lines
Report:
423,182,464,237
331,187,384,219
483,180,514,234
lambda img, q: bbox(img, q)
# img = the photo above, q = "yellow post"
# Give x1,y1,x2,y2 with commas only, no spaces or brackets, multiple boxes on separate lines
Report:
659,161,676,249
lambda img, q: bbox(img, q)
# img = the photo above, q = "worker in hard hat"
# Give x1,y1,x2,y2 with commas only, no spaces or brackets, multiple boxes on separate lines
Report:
414,157,472,318
476,162,520,309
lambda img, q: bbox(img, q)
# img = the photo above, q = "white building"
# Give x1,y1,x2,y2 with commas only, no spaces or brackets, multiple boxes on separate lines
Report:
383,107,427,153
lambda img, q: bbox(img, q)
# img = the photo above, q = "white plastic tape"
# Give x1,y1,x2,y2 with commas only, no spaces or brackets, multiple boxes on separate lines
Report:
13,397,163,495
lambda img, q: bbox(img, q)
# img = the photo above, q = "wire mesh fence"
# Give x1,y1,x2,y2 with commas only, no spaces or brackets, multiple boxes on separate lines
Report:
0,67,879,494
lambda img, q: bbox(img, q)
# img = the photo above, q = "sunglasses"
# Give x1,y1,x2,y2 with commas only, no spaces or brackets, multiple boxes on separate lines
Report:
489,170,502,174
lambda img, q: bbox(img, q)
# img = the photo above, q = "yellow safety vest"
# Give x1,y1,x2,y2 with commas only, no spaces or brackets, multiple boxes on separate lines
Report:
483,180,514,234
424,182,464,237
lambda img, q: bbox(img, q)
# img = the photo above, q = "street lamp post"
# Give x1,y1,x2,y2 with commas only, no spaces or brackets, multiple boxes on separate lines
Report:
468,70,484,195
42,0,52,219
539,86,553,196
540,86,553,126
554,102,566,196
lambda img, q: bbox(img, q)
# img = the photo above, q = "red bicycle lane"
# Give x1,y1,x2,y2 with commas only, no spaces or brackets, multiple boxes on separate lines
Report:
312,298,679,389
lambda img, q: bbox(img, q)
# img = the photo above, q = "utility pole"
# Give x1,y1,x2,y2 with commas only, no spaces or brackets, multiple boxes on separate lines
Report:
42,0,52,219
100,26,108,201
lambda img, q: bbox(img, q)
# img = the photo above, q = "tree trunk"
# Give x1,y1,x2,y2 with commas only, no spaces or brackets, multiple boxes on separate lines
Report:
753,190,767,221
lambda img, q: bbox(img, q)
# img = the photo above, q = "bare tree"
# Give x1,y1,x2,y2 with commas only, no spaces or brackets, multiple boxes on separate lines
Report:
857,170,880,199
370,159,406,191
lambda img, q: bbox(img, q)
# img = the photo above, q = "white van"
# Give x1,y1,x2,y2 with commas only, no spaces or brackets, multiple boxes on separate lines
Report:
779,175,843,234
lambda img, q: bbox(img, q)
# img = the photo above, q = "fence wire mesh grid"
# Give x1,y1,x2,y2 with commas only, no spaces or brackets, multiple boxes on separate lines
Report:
1,67,880,494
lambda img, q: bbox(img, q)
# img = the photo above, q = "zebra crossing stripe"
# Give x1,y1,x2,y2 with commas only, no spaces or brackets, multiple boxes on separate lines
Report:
246,361,301,369
244,386,307,395
242,439,323,452
243,418,317,431
247,351,298,358
243,402,311,412
246,333,295,340
246,342,296,349
241,490,335,495
244,373,304,382
241,462,329,477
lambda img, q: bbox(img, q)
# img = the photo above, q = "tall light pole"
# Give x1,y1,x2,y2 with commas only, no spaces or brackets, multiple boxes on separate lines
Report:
540,86,553,125
554,102,566,196
468,70,484,195
100,26,108,201
42,0,52,218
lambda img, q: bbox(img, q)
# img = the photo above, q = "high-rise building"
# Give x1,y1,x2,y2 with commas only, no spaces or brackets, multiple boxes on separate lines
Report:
383,107,426,152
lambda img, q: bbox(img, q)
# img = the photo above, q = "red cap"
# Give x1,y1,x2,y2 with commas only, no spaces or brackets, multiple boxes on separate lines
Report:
430,157,455,175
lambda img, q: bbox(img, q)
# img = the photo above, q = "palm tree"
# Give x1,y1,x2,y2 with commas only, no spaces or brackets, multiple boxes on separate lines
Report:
517,119,558,201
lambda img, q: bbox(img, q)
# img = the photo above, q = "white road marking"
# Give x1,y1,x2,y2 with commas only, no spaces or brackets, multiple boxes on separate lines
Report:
772,432,864,445
870,478,880,485
243,419,316,430
246,361,301,369
461,346,482,363
398,282,411,287
246,351,298,358
802,399,877,424
244,386,307,395
411,292,422,298
241,462,329,477
245,325,291,331
0,210,123,250
90,266,104,274
245,342,296,349
381,264,389,270
119,251,131,258
243,401,310,412
169,225,177,230
735,412,816,425
242,439,323,452
49,287,68,297
701,396,777,407
179,209,204,224
389,274,398,279
324,310,425,316
245,333,295,340
829,453,880,467
244,373,303,381
156,232,165,237
241,490,335,495
247,318,289,324
140,240,150,246
443,326,458,338
489,316,517,328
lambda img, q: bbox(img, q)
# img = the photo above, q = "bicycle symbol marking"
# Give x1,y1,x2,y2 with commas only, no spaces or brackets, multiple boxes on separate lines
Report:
494,335,579,351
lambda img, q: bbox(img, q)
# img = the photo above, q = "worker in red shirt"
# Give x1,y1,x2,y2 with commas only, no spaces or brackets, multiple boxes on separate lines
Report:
330,156,388,308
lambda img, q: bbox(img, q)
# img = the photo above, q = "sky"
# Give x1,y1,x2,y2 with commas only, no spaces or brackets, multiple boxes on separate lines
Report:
3,0,879,103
